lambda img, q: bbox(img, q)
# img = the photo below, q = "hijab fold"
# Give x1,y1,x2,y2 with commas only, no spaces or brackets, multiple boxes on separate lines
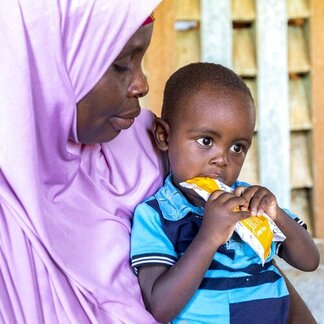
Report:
0,0,163,322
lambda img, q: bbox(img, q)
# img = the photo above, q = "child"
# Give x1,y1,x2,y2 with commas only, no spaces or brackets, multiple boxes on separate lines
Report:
131,63,319,323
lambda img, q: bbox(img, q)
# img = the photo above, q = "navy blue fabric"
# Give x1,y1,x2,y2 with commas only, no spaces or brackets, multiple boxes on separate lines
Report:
146,198,234,258
200,270,281,290
229,296,289,324
209,259,273,273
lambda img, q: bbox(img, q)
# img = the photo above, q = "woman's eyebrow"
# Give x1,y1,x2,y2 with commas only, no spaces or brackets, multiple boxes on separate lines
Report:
115,45,144,60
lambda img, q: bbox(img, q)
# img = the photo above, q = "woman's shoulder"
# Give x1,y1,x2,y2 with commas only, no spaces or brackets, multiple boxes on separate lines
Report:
134,108,155,129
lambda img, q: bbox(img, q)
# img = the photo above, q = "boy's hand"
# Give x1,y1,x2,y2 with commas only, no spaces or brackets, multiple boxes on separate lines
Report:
234,185,280,220
199,191,250,246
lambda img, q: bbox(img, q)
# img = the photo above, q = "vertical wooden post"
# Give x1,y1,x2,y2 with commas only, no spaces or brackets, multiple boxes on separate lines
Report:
310,0,324,238
256,0,291,208
144,0,176,116
175,0,201,70
200,0,232,68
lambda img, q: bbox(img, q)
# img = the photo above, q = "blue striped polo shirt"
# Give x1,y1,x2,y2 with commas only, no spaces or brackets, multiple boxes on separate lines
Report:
131,175,306,323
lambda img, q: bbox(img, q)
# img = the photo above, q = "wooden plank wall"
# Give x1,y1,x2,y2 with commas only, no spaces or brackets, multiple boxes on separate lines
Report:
142,0,176,115
287,0,313,233
143,0,324,238
310,0,324,237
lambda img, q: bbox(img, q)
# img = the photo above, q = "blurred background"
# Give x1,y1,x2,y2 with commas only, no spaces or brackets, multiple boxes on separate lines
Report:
142,0,324,322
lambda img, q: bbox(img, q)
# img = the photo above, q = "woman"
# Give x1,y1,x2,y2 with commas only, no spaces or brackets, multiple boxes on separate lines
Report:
0,0,316,323
0,1,163,322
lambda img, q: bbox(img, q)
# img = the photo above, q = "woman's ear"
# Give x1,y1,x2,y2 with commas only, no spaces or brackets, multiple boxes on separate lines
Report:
152,117,170,151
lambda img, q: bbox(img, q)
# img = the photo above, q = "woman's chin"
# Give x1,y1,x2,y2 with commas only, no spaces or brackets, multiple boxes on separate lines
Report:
110,116,135,130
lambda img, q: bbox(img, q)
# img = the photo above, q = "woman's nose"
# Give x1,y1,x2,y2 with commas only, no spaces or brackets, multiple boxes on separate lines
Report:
128,70,149,98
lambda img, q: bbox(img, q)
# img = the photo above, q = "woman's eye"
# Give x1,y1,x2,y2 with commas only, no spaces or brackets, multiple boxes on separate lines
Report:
113,64,130,72
231,144,243,153
196,137,213,147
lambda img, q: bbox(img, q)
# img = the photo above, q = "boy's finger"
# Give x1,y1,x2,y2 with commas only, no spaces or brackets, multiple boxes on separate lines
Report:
234,186,246,196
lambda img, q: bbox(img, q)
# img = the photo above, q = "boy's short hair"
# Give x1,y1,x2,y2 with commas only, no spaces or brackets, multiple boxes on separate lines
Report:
161,62,254,122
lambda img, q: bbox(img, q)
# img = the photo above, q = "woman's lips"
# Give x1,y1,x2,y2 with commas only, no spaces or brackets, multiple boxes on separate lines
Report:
110,107,141,131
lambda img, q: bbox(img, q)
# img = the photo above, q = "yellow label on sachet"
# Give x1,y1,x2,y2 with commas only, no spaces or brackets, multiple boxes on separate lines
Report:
240,215,273,260
180,176,284,264
186,177,222,193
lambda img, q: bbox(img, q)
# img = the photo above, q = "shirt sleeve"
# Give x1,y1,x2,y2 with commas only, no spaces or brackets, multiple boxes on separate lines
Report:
282,208,307,229
130,198,178,273
275,208,308,257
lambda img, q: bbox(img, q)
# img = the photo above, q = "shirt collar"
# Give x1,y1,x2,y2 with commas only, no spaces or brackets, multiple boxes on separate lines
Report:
154,174,204,220
154,174,249,221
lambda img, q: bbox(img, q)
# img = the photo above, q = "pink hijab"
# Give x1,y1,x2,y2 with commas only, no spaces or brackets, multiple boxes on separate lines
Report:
0,0,164,323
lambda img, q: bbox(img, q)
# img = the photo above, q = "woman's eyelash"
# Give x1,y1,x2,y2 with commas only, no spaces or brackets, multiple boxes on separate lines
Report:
114,64,129,72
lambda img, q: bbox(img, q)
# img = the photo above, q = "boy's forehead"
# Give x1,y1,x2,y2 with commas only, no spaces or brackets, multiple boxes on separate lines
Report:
183,86,254,110
177,87,256,128
169,85,255,131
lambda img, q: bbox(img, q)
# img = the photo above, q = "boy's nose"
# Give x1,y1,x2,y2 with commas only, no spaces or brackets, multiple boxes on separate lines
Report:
210,152,228,168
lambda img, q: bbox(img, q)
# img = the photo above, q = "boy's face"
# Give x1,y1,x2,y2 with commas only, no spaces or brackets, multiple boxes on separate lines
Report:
155,86,255,194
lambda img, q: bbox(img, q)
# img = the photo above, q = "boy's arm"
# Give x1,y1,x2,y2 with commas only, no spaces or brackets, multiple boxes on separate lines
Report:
274,208,319,271
134,191,250,323
138,232,220,323
235,185,319,271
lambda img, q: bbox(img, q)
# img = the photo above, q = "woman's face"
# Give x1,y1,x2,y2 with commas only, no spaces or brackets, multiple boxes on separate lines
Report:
76,24,153,144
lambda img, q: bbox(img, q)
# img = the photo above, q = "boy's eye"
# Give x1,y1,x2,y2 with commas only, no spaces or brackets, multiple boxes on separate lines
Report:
231,144,243,153
196,137,213,147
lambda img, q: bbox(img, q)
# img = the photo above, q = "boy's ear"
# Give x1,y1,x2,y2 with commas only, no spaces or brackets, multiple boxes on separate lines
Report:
152,117,170,151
